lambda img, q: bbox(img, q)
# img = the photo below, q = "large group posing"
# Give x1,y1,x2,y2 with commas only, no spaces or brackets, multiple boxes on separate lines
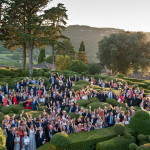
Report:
0,72,150,150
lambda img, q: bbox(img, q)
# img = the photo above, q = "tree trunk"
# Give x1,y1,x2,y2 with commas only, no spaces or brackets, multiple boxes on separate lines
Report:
52,45,55,71
29,46,33,76
23,44,27,70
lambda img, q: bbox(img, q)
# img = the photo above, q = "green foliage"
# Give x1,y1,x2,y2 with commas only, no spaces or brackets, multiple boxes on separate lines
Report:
117,74,125,78
86,102,110,111
129,143,138,150
77,97,99,107
147,85,150,90
75,80,90,86
0,128,6,149
97,32,150,74
137,143,150,150
67,112,79,119
56,39,76,59
1,105,25,114
38,48,46,64
69,126,117,150
129,110,150,135
33,70,44,77
69,60,88,74
106,98,118,106
138,134,146,142
96,135,136,150
71,85,83,92
37,142,50,150
46,55,53,64
55,55,71,71
114,123,125,135
88,63,102,75
50,133,71,150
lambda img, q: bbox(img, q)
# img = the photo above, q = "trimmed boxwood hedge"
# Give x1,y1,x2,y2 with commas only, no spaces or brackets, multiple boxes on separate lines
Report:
71,85,83,91
96,135,136,150
86,102,110,111
129,110,150,135
50,133,71,150
137,143,150,150
1,105,25,114
75,80,90,86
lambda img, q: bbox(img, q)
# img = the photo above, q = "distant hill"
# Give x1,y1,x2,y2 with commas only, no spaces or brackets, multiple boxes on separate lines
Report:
0,25,150,66
64,25,123,63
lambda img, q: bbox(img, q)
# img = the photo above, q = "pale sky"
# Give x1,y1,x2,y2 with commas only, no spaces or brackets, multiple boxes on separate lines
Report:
48,0,150,32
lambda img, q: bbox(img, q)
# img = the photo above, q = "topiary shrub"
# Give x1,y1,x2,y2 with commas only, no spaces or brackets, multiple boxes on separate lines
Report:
138,134,146,145
137,143,150,150
50,133,71,150
22,70,29,77
117,74,125,78
0,128,6,149
88,97,99,103
114,123,125,136
147,85,150,90
67,112,79,119
129,110,150,135
106,98,118,106
77,100,90,107
129,143,138,150
71,85,83,92
86,102,110,111
75,80,90,86
96,135,136,150
124,133,132,139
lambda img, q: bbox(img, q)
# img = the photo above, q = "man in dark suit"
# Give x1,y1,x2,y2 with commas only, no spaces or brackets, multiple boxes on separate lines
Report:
98,90,105,102
107,112,115,127
73,75,79,82
4,83,10,94
66,121,74,133
14,81,20,92
0,91,3,104
30,97,39,111
6,125,15,150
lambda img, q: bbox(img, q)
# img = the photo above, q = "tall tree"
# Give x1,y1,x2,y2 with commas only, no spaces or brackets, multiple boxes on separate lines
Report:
0,1,68,76
78,41,88,64
56,39,76,59
43,3,68,71
38,48,46,63
97,32,150,75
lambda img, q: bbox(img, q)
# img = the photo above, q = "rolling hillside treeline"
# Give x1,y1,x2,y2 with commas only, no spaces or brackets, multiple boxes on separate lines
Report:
0,25,150,66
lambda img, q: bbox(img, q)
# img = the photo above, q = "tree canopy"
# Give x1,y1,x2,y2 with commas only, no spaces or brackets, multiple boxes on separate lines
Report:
97,32,150,75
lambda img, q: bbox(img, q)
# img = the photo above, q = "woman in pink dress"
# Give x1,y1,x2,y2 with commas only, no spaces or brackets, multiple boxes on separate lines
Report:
3,95,8,106
25,98,32,110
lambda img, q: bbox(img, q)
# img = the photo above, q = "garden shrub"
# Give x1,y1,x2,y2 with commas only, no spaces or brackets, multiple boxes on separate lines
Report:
0,128,6,149
129,143,138,150
81,71,90,77
106,98,118,106
114,123,125,136
69,126,117,150
96,135,136,150
124,133,132,139
0,116,4,124
0,82,7,87
69,60,88,74
22,70,29,77
38,106,46,111
147,85,150,90
71,85,83,91
86,102,110,111
33,69,44,77
1,105,25,114
50,133,71,150
138,134,146,145
117,74,125,78
0,74,5,78
88,97,99,103
75,80,90,86
37,142,50,150
129,110,150,135
44,72,49,78
137,143,150,150
77,100,90,107
88,63,102,75
67,112,79,119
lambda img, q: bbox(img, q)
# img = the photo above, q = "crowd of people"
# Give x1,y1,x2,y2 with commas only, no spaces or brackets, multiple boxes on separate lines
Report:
0,72,150,150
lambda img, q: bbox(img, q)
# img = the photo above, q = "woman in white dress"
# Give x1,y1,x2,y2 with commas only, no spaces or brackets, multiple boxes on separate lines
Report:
26,124,36,150
14,132,21,150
